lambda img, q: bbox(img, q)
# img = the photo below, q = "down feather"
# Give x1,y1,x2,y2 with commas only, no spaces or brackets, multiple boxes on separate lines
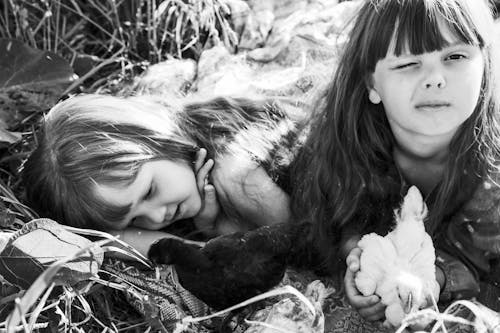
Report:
354,186,440,327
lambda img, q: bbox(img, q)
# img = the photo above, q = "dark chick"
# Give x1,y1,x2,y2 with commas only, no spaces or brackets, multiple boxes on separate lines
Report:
148,223,304,310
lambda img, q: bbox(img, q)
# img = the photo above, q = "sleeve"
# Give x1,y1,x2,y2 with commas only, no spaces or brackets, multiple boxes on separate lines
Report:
211,154,291,229
435,249,480,303
439,179,500,305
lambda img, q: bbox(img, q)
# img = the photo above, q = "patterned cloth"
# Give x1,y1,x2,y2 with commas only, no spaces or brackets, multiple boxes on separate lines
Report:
106,263,499,332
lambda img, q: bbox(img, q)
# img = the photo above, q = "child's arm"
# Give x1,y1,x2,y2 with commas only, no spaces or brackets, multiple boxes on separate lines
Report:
434,249,480,303
211,154,291,228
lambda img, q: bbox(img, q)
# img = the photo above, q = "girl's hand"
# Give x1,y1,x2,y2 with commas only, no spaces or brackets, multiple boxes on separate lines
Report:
193,148,220,235
344,247,386,321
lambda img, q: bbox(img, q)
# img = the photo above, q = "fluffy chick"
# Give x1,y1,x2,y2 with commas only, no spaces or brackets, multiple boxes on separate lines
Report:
355,186,440,327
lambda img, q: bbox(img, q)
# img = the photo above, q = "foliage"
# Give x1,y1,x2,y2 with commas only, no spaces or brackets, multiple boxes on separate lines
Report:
0,38,76,146
0,0,238,91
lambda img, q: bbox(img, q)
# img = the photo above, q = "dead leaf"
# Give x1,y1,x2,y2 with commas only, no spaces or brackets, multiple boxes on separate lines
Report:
0,39,77,144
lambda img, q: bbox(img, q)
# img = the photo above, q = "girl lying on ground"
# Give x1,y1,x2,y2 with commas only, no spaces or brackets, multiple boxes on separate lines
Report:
22,94,304,256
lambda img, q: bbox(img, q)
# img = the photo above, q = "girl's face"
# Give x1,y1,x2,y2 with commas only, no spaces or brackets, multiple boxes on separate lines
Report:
369,26,484,150
94,159,202,230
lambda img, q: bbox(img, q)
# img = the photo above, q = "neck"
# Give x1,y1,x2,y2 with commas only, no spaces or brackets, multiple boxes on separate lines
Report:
393,134,451,196
392,128,453,164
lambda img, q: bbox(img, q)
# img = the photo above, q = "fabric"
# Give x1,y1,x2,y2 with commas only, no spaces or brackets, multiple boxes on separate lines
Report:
334,165,500,312
107,262,498,332
101,260,212,332
439,176,500,311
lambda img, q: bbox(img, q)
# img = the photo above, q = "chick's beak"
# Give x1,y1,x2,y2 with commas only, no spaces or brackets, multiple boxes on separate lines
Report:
404,293,413,314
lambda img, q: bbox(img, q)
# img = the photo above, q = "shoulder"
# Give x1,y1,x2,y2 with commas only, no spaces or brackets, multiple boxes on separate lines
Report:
460,175,500,220
211,154,271,193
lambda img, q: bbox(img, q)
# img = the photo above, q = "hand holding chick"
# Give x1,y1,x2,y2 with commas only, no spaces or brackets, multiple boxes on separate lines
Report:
353,186,440,327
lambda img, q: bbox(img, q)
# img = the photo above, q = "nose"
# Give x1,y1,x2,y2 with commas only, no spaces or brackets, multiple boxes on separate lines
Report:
422,66,446,90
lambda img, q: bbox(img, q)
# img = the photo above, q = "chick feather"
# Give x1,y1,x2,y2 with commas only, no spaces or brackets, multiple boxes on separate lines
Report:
354,186,440,327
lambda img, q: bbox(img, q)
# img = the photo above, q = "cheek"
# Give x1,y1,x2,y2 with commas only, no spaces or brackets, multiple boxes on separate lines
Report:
454,68,484,113
464,59,485,98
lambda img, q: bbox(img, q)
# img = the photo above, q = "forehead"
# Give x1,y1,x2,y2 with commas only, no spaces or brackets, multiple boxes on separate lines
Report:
365,0,484,65
386,17,462,56
93,176,140,208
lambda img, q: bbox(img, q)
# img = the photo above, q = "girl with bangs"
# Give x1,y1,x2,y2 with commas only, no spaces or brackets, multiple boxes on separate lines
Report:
289,0,500,321
22,94,302,256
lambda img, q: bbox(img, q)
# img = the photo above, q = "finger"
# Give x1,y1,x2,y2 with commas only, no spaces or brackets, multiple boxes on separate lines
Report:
197,159,214,192
344,267,359,298
344,269,377,307
358,302,386,321
346,247,362,272
204,184,217,202
345,270,380,308
194,148,207,172
350,294,380,309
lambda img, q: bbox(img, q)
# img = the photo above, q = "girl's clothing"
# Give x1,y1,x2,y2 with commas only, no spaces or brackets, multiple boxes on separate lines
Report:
336,161,500,311
441,175,500,310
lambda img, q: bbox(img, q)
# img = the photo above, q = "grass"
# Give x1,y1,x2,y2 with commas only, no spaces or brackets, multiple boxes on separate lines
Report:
0,0,237,92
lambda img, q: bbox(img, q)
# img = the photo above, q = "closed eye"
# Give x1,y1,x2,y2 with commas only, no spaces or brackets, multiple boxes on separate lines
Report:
142,184,154,201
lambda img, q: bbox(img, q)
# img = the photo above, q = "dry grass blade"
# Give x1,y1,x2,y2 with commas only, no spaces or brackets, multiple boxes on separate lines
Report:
62,45,127,95
182,285,315,325
0,179,37,222
27,281,54,331
396,298,500,333
62,225,153,269
100,246,152,267
5,238,111,332
244,319,290,333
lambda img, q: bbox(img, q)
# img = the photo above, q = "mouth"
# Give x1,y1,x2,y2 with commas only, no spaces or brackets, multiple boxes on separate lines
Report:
415,101,451,110
172,204,182,221
163,205,181,224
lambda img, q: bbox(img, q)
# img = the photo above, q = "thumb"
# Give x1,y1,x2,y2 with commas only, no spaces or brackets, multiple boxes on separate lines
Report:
346,247,362,272
204,184,217,202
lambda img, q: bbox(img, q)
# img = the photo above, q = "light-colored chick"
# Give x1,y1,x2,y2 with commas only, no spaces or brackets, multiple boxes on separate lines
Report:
355,186,440,327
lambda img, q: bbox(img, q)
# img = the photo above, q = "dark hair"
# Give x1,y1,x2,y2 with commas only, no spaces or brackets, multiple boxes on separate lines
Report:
289,0,500,272
22,94,297,230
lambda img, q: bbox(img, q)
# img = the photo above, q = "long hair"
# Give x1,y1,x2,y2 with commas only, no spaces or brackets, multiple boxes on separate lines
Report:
22,94,298,230
289,0,500,271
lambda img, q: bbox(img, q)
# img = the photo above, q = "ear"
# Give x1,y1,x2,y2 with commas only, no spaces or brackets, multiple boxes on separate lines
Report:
365,74,382,105
368,89,382,104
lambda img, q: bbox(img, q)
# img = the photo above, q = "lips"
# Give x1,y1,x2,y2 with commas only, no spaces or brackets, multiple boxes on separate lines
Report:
172,204,182,220
415,101,451,109
162,206,178,223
